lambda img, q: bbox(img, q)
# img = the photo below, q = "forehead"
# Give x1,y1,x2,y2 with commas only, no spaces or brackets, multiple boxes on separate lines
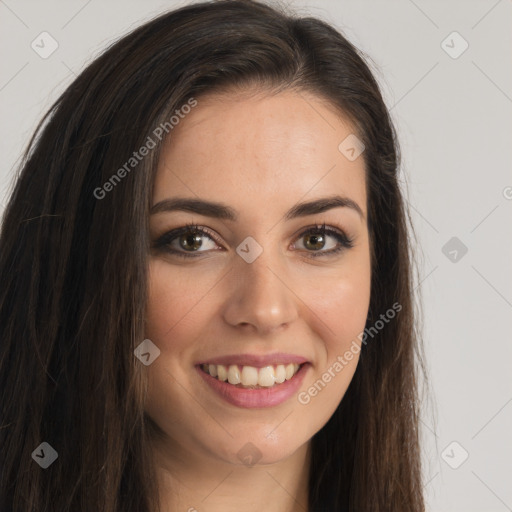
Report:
153,89,367,221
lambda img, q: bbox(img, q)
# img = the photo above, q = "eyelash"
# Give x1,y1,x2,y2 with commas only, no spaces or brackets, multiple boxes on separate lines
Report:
153,221,354,259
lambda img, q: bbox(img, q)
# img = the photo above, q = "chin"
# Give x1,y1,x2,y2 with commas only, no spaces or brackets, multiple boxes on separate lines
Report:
207,428,309,468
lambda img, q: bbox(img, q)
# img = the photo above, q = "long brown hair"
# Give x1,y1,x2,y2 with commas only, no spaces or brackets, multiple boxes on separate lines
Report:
0,1,425,510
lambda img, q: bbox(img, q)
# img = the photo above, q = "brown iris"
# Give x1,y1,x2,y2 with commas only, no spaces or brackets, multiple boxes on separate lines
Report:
303,233,325,251
179,230,203,251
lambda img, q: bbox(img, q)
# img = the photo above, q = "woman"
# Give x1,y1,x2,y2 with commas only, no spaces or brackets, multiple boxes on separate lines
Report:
0,0,426,510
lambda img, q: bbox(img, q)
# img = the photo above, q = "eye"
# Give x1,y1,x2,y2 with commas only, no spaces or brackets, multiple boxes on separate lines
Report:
292,223,354,258
152,222,354,259
152,222,222,258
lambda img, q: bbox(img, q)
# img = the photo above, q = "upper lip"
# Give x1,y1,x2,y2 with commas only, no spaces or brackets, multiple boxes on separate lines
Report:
197,353,309,368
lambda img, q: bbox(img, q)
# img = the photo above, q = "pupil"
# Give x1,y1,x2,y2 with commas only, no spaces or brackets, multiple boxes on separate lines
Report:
180,231,202,251
306,234,324,250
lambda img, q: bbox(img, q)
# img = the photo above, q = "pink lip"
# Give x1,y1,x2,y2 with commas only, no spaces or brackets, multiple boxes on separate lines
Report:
196,352,309,368
196,362,311,409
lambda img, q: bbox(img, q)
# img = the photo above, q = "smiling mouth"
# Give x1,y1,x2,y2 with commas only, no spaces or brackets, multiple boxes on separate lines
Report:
199,363,303,389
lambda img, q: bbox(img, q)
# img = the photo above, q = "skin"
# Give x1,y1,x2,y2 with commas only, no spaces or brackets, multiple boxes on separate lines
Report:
144,87,371,512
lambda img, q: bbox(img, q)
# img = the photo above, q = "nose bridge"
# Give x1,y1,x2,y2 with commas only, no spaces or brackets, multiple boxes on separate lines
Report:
222,244,298,333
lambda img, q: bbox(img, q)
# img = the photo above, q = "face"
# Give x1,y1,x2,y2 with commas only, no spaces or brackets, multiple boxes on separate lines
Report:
144,88,371,468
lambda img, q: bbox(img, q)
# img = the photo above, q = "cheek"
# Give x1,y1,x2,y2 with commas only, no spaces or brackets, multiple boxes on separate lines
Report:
295,267,370,416
302,254,371,356
321,279,370,338
145,259,216,345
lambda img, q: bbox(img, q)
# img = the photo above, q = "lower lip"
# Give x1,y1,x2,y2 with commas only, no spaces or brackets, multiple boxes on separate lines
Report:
196,363,310,409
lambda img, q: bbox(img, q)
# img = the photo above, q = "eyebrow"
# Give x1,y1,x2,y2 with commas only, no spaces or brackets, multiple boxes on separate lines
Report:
150,194,365,221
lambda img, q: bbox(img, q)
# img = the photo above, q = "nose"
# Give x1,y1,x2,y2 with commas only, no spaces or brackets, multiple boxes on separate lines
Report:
221,250,299,335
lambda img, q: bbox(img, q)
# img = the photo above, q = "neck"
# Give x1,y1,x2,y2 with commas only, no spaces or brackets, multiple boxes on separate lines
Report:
152,435,311,512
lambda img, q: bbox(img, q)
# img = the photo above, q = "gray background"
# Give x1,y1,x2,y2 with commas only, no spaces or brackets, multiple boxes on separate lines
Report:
1,1,511,510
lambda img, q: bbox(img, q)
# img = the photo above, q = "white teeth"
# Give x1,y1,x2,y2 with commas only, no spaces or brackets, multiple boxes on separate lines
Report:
258,366,275,387
227,365,241,385
285,363,296,380
202,362,302,388
275,364,286,384
217,364,228,381
241,365,259,386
